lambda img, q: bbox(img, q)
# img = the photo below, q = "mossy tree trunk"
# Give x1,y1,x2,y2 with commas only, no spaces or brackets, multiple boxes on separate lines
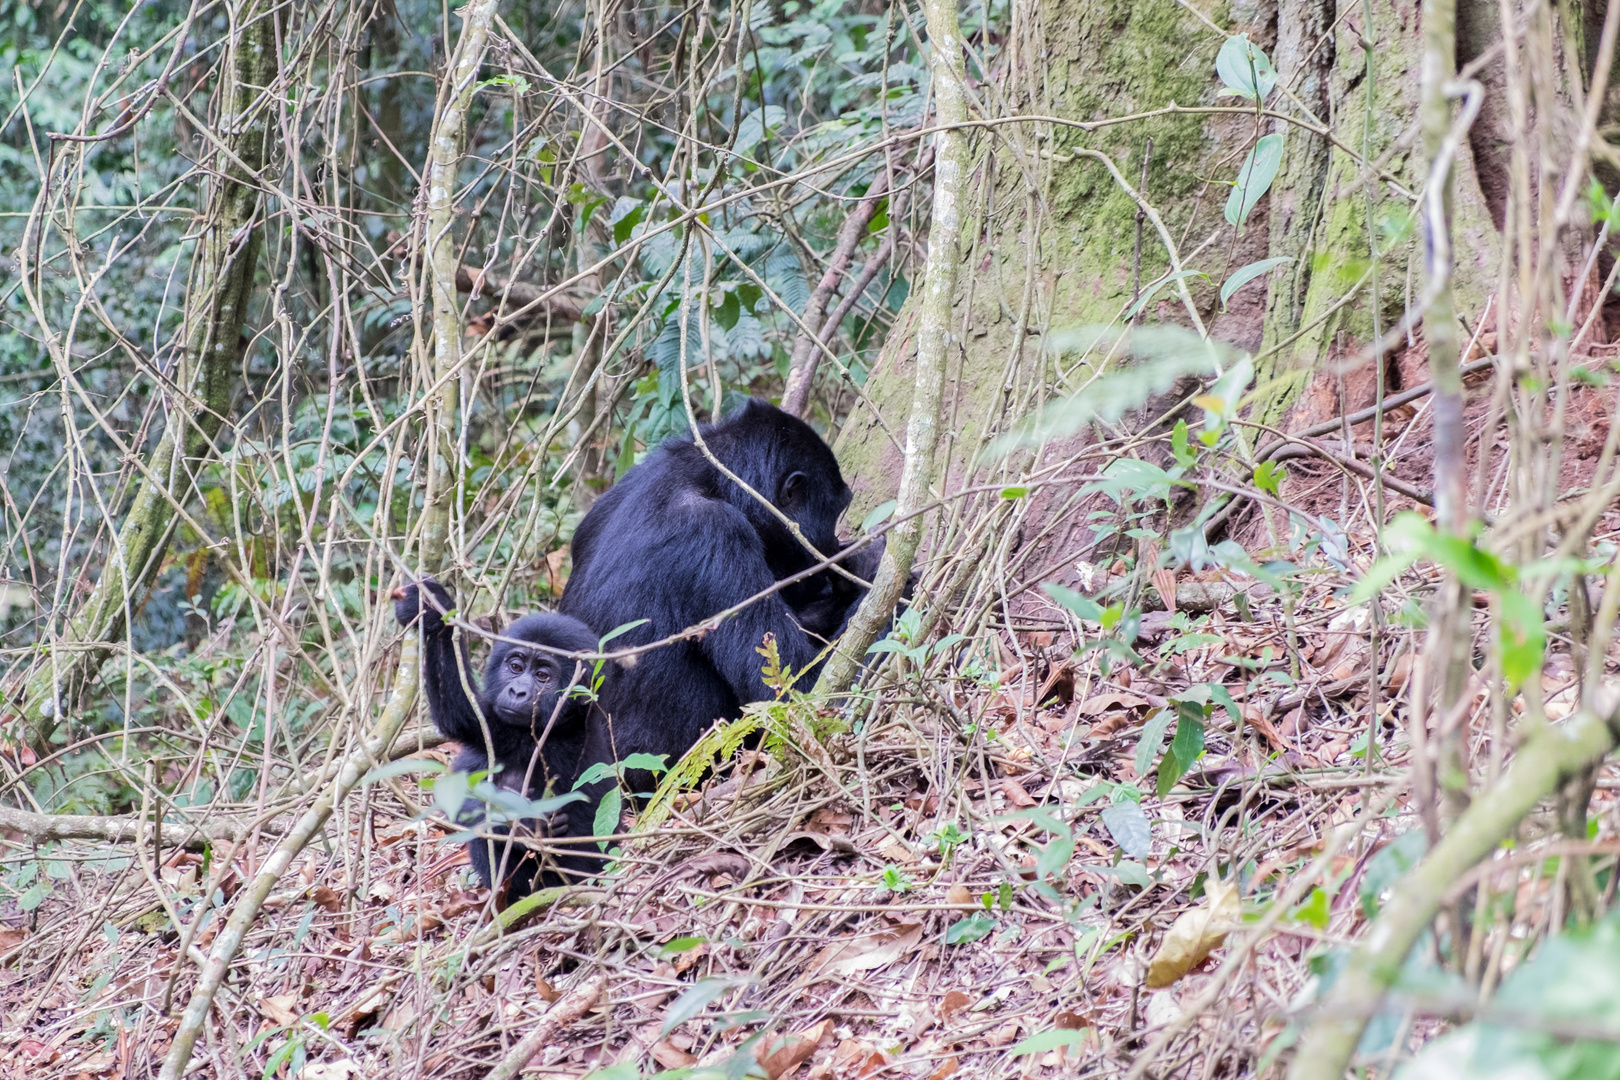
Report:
835,0,1504,521
16,5,277,747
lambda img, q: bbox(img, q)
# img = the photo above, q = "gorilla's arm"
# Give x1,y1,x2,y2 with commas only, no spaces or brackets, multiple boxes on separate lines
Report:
689,504,830,698
393,579,489,748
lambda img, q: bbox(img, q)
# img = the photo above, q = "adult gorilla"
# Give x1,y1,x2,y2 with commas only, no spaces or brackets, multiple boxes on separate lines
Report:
560,399,871,791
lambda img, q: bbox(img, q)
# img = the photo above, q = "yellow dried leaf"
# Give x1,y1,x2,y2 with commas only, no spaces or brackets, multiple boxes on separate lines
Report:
1144,878,1240,989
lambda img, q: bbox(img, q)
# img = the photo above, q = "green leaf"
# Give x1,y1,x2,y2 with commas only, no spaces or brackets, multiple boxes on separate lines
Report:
660,976,746,1036
1220,256,1293,309
1043,583,1104,621
736,282,763,312
1100,802,1153,860
659,935,707,957
1170,420,1196,467
1360,831,1427,917
1156,703,1206,797
1215,34,1278,100
619,752,670,774
19,881,48,911
1134,708,1177,777
593,786,623,849
599,619,649,648
1348,552,1420,604
611,199,644,244
861,499,897,533
713,289,741,331
1123,269,1209,322
945,913,997,944
988,328,1237,454
1224,134,1285,226
1012,1028,1090,1055
1292,886,1331,930
1498,590,1546,690
1000,486,1029,499
583,1064,641,1080
1252,460,1287,497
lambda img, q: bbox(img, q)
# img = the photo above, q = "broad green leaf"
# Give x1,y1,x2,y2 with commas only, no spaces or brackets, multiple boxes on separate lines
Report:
861,499,897,533
945,913,997,944
1292,886,1331,930
1043,583,1104,621
659,935,707,957
713,288,741,330
1012,1028,1089,1055
1134,708,1178,777
659,975,747,1036
1498,590,1546,690
610,198,644,244
1100,801,1153,859
1348,552,1421,604
1360,830,1427,917
1253,460,1286,497
1215,34,1279,100
593,786,623,848
988,328,1236,454
619,752,670,774
1220,256,1293,309
1224,134,1285,226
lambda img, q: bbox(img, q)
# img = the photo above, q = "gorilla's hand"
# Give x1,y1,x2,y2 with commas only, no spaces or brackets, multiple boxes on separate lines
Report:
392,578,456,632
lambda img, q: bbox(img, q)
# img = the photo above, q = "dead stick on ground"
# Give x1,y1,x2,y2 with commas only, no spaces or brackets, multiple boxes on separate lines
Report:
484,973,606,1080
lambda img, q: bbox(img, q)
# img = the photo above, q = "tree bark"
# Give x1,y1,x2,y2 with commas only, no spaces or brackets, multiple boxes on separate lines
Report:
14,1,275,747
814,0,969,696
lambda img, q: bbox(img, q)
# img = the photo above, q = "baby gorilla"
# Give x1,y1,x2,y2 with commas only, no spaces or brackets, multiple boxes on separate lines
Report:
393,579,601,898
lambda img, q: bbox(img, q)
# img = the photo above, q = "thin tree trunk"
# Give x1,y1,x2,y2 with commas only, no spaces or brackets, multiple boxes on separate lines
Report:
15,1,275,748
814,0,968,696
156,3,504,1075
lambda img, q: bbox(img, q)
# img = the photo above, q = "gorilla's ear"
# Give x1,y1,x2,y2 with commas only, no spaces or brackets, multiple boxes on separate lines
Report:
778,470,809,510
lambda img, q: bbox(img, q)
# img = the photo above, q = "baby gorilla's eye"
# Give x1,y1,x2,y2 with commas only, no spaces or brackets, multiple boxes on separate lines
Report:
507,656,526,674
535,668,553,683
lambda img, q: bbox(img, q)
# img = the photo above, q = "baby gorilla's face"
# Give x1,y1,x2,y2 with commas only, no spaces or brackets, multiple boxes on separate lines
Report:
490,646,572,728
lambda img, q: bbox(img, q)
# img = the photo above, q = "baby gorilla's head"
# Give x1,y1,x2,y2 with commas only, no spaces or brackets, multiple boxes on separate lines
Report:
484,613,599,730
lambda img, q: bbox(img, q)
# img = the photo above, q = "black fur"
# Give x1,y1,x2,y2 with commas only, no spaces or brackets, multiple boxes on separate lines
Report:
559,400,870,812
393,579,602,896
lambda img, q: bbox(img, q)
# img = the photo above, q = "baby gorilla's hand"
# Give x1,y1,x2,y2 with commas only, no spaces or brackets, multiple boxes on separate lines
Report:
391,577,456,632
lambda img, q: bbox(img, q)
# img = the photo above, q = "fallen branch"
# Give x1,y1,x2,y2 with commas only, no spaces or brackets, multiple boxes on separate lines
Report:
1287,695,1620,1080
483,972,606,1080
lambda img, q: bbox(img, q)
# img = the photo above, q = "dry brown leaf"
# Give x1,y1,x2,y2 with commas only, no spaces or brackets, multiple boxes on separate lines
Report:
535,976,560,1003
938,990,973,1021
1144,877,1241,989
1000,780,1035,808
652,1041,698,1069
928,1056,959,1080
878,837,917,864
944,884,972,906
310,886,342,913
1080,691,1147,715
0,927,27,952
804,922,923,983
258,994,301,1027
757,1018,834,1079
984,1019,1021,1046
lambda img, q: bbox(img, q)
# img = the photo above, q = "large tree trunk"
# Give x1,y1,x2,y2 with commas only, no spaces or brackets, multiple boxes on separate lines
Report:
14,7,276,747
836,0,1504,523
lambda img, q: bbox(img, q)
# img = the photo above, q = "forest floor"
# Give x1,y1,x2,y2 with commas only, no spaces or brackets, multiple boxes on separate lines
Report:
2,374,1619,1080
